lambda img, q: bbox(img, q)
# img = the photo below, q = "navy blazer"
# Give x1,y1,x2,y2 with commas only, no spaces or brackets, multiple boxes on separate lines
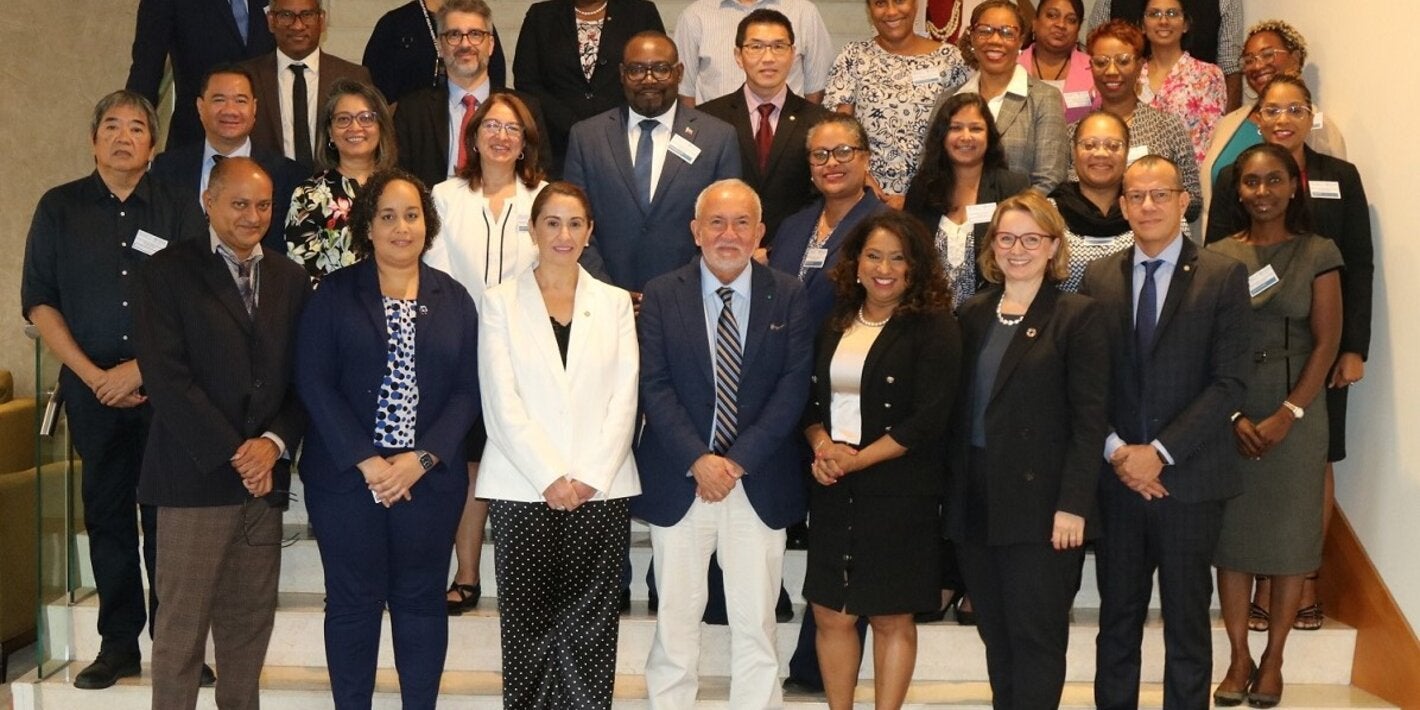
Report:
631,260,814,529
149,141,307,255
564,106,741,292
294,260,480,494
768,189,885,331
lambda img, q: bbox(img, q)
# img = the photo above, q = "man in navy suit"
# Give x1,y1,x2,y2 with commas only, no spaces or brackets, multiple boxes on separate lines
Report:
1081,155,1252,710
633,179,813,709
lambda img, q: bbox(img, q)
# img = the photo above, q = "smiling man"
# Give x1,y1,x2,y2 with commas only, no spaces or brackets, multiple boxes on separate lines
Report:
673,0,833,106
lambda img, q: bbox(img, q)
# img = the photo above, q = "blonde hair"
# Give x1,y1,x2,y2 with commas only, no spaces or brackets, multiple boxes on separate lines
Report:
978,191,1071,284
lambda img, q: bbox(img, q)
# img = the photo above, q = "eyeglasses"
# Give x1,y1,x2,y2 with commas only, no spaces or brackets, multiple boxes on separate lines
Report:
1240,47,1291,68
971,23,1021,42
480,119,524,138
271,9,323,26
1076,138,1126,154
622,63,676,81
1144,8,1183,20
1090,53,1136,69
808,144,866,165
440,29,491,46
331,111,378,129
993,232,1054,250
1258,103,1313,120
1122,188,1185,205
739,41,794,57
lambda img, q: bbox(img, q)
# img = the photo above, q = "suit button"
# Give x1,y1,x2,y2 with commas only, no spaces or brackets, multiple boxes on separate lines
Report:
253,379,263,388
886,376,895,383
884,402,891,408
1020,428,1031,438
585,92,594,99
1024,472,1035,481
811,375,818,383
245,417,256,427
884,425,892,431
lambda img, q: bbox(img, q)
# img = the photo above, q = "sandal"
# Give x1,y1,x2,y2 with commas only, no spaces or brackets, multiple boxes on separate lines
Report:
446,581,481,616
1247,602,1270,632
1293,603,1324,631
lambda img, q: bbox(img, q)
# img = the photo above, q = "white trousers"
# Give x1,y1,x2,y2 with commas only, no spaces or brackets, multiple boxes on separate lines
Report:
645,484,787,710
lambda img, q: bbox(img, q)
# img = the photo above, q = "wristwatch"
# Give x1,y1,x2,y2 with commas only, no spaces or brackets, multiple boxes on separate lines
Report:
415,450,436,472
1281,400,1305,420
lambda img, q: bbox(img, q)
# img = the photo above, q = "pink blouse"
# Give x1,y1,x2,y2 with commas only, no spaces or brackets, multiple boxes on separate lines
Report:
1139,52,1226,165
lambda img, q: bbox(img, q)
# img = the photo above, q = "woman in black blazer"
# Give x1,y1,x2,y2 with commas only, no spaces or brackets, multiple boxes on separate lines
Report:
294,169,480,709
512,0,664,170
801,211,962,709
950,190,1109,710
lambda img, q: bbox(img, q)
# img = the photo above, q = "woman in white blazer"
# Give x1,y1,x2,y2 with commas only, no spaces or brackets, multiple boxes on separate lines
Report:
476,181,640,709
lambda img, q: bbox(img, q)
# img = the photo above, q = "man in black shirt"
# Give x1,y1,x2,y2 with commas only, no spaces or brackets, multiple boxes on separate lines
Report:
20,90,206,690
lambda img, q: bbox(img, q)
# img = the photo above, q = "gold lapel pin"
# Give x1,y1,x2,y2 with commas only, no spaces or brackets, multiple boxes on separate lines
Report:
1026,327,1038,338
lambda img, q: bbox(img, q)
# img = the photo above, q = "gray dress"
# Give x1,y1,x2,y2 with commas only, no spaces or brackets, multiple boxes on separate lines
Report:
1210,234,1343,575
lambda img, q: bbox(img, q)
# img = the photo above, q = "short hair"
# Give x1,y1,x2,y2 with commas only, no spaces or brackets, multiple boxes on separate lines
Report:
1124,154,1184,189
315,79,398,173
1075,108,1132,146
805,113,869,152
827,211,954,331
959,0,1028,66
904,93,1008,217
1245,20,1308,67
979,190,1071,284
455,92,544,190
1254,74,1313,112
437,0,491,31
207,156,272,196
90,90,159,147
735,8,795,47
199,63,256,97
1086,18,1146,56
1231,143,1311,236
531,181,594,224
624,30,679,63
349,169,442,259
694,178,762,223
1036,0,1085,22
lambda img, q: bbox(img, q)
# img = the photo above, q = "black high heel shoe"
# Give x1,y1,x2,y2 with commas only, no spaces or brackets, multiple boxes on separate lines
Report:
913,589,962,623
446,582,481,616
1213,663,1256,707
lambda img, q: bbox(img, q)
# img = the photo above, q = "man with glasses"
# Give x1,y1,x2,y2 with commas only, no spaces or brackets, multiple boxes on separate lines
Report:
239,0,372,170
1080,155,1251,710
673,0,832,107
1086,0,1244,109
394,0,549,188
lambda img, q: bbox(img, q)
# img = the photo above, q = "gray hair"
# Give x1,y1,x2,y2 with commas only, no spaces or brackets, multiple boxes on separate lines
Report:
90,90,160,147
437,0,492,30
694,178,763,223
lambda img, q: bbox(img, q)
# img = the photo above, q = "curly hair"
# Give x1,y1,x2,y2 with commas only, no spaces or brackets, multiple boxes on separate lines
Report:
456,92,545,191
1086,18,1145,56
1245,19,1307,67
1231,143,1311,237
903,93,1008,217
827,211,953,331
349,169,442,260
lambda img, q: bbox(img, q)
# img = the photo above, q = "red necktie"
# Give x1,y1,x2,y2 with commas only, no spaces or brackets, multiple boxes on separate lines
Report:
755,103,776,174
456,94,479,172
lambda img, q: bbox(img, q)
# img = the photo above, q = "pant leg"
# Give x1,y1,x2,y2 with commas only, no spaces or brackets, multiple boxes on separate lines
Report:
717,485,787,710
956,540,1014,710
552,499,630,710
491,499,563,709
1094,480,1157,710
645,499,719,709
1154,497,1223,710
998,543,1083,710
150,506,230,710
208,501,283,710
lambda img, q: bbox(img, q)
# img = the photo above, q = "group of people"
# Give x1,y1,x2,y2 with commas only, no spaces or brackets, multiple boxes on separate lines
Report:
18,0,1372,709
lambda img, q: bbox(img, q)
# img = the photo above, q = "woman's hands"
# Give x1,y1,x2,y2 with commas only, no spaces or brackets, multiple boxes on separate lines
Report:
359,452,432,508
1233,407,1298,460
1051,511,1086,550
810,441,860,485
543,476,598,511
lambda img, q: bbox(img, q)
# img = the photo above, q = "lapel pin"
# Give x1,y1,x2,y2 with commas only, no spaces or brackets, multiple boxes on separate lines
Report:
1026,327,1038,338
788,115,796,122
583,310,591,317
684,125,697,139
1183,264,1192,272
418,304,429,316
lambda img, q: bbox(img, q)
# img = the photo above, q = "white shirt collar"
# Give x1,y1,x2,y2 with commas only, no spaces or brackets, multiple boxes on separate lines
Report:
960,63,1031,98
448,78,492,108
210,227,265,261
629,104,677,132
276,48,322,74
700,257,753,297
203,138,253,162
1134,233,1185,268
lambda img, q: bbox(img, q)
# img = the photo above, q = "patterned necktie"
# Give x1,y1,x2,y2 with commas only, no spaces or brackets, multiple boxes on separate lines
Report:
290,64,312,165
231,0,249,45
634,119,659,207
456,94,479,172
712,287,742,455
755,103,776,174
220,249,258,315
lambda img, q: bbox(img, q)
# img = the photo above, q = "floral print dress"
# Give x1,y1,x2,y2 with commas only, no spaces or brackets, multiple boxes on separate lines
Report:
1138,52,1226,166
285,169,361,284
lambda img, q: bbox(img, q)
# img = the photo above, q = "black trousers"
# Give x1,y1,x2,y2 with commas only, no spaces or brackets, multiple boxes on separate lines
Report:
63,370,157,656
1094,481,1223,710
491,498,630,710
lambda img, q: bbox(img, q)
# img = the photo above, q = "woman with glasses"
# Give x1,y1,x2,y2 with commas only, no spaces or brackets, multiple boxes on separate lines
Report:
1019,0,1094,124
954,0,1069,193
1138,0,1226,165
950,190,1108,710
1206,143,1344,708
1052,110,1136,292
802,210,961,710
285,79,398,284
823,0,971,209
423,92,548,617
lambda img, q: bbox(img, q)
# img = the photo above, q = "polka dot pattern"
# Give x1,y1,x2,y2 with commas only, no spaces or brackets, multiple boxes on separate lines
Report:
373,297,419,448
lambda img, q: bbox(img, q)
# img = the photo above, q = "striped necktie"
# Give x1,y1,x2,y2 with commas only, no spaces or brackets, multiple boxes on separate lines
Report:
711,286,742,454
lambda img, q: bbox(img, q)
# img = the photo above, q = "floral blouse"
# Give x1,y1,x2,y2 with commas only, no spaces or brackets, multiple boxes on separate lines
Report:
1138,52,1226,166
285,169,361,284
825,39,970,196
577,18,604,81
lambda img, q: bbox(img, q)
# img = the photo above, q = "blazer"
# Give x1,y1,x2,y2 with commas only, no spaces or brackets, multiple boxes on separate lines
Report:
1199,106,1348,225
698,87,829,244
126,0,276,147
240,49,374,168
768,189,886,330
955,70,1069,193
132,238,309,508
362,2,508,103
1205,147,1373,358
948,285,1110,545
294,260,481,494
804,310,962,498
631,260,814,529
1080,238,1252,503
907,166,1031,293
1018,47,1096,124
476,267,641,502
564,106,742,292
512,0,665,168
149,141,307,255
393,84,553,190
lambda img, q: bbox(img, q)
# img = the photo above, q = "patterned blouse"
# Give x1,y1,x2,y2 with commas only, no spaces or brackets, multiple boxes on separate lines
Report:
285,169,361,284
374,297,419,449
825,39,970,196
576,18,604,81
934,216,978,309
1138,53,1226,166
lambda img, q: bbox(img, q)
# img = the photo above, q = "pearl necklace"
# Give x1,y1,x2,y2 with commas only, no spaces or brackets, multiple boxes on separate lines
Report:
575,1,608,16
856,306,891,328
995,296,1025,326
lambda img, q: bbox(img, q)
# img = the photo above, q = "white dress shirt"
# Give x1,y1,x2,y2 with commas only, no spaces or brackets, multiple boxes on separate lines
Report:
199,138,254,208
627,104,677,202
699,259,752,454
426,177,547,309
276,49,321,161
674,0,834,102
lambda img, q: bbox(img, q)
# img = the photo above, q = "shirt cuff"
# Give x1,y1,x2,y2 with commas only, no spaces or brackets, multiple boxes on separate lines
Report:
261,431,288,459
1103,432,1125,462
1151,439,1175,466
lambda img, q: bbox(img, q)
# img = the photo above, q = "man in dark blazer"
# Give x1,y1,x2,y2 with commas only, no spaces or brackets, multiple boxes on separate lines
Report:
133,157,310,709
150,65,306,255
698,9,826,247
565,31,741,295
127,0,276,147
240,0,373,169
1080,155,1252,710
633,179,813,709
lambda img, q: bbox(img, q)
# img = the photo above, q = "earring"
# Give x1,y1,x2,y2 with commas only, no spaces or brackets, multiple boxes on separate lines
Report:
518,151,525,160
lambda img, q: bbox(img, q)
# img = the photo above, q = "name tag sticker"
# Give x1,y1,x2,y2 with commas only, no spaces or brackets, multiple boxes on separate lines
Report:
1064,90,1093,109
1126,144,1150,165
1309,180,1342,199
911,67,942,85
1312,109,1324,131
1249,264,1280,297
668,134,701,164
132,230,169,256
802,247,828,269
517,213,530,232
965,202,997,225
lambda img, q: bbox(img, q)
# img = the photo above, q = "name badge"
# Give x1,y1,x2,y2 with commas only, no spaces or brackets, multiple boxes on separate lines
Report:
517,213,530,232
1126,144,1150,166
802,247,828,269
132,229,169,256
1064,90,1093,109
667,134,701,164
965,202,997,225
1248,264,1280,298
1309,180,1342,199
911,67,942,86
1311,109,1325,131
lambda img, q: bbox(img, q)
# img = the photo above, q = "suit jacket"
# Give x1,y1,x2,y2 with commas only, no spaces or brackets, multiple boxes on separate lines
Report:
631,260,814,528
294,260,481,494
393,84,553,189
132,238,309,507
996,76,1069,193
768,189,886,330
564,106,742,292
804,310,962,498
948,285,1110,545
476,267,641,502
240,49,374,169
126,0,276,147
1205,147,1373,358
149,141,307,254
512,0,665,169
362,2,508,104
1080,238,1252,503
698,87,828,244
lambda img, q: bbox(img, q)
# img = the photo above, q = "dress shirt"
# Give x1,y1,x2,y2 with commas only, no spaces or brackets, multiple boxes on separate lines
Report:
674,0,834,102
446,78,493,176
699,259,752,454
200,139,254,205
959,64,1030,119
627,105,676,200
744,84,786,134
276,49,322,161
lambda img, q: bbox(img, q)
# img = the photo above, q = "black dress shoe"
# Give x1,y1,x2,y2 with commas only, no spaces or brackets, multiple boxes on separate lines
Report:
446,582,481,616
74,652,142,689
200,663,217,687
782,676,824,695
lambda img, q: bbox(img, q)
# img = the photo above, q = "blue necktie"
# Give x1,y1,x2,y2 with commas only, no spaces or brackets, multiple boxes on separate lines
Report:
231,0,249,45
712,287,742,455
1136,259,1163,356
634,119,658,208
